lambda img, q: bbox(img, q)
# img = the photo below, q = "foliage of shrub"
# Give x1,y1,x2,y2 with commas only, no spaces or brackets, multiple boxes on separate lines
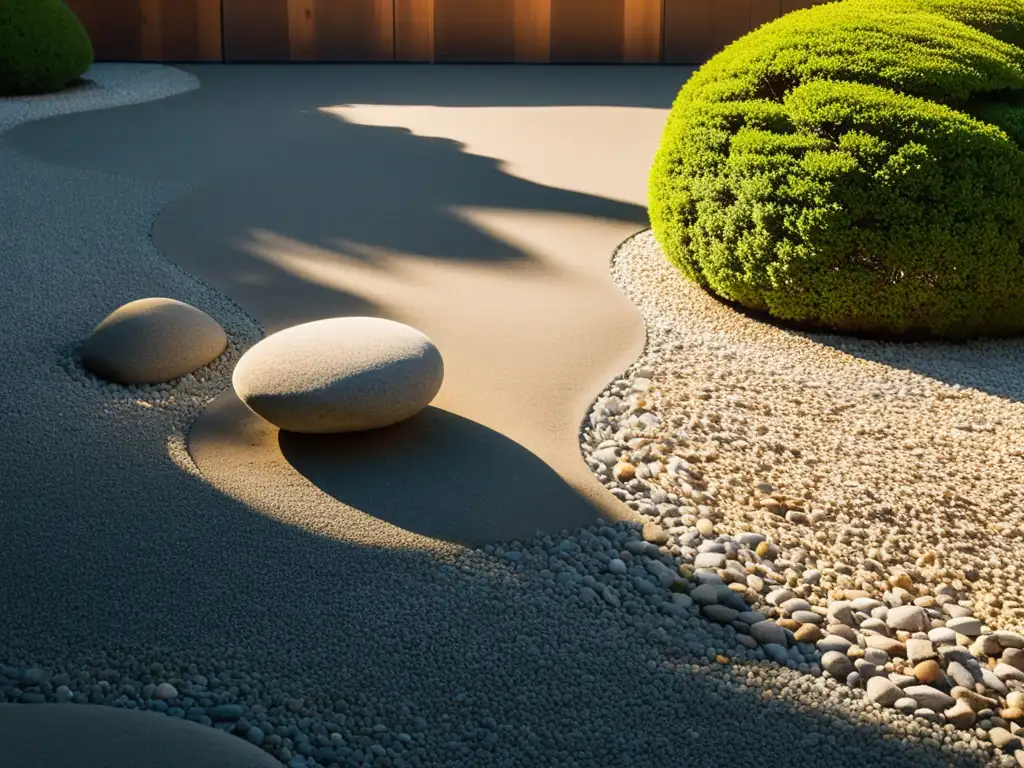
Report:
649,0,1024,339
0,0,94,97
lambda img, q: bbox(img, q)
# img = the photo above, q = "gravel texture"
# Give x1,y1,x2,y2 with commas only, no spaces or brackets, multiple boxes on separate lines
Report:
0,64,1006,767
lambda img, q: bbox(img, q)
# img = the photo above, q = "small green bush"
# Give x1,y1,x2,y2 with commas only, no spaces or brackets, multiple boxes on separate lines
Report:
0,0,94,97
649,0,1024,339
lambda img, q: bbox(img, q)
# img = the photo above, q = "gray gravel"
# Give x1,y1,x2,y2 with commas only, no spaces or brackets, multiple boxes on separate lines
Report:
0,65,996,767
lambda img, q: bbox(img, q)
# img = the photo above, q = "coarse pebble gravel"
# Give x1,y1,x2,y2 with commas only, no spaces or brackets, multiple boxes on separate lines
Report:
0,65,1005,767
576,228,1024,765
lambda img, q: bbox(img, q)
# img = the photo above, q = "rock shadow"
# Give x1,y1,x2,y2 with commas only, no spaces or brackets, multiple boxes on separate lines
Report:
277,406,605,546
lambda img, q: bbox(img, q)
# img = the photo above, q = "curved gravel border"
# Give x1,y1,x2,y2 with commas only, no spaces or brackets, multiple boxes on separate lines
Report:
576,229,1024,764
0,65,998,768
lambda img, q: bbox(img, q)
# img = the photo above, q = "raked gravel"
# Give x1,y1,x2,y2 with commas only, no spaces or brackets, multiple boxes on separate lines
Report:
0,65,1003,767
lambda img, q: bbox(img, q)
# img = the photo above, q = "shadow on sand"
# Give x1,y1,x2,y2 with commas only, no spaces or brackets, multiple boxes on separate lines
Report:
278,406,603,546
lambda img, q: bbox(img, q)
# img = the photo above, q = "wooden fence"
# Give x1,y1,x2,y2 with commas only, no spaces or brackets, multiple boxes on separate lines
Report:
63,0,829,64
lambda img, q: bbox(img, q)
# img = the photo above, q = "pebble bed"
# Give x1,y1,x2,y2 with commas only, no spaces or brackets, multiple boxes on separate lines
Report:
0,65,1014,768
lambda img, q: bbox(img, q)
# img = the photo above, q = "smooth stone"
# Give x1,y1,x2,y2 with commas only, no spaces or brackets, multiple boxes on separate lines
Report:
750,620,787,647
608,558,627,576
928,627,957,645
790,610,821,625
894,697,918,715
952,687,998,713
1009,692,1024,710
154,684,179,701
906,638,936,664
694,552,726,570
944,699,977,730
232,317,444,433
995,663,1024,683
866,636,905,657
982,668,1010,695
851,597,884,612
794,624,823,643
859,618,889,634
991,727,1022,750
822,651,855,680
1003,648,1024,672
826,624,859,644
946,617,982,637
763,643,790,664
690,584,719,606
890,674,917,688
972,634,1002,658
827,602,855,626
766,589,795,606
736,532,765,549
905,685,954,711
912,660,943,685
701,604,739,624
737,611,766,625
641,523,669,546
779,598,811,615
817,636,853,654
82,298,228,385
866,676,902,707
886,605,929,632
863,648,888,666
946,661,976,690
996,632,1024,650
943,604,974,619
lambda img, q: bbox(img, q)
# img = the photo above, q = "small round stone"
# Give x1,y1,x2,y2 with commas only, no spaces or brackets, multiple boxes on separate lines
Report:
82,298,228,385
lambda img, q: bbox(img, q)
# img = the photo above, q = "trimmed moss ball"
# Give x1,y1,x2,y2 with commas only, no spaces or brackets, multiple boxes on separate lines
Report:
0,0,94,97
649,0,1024,340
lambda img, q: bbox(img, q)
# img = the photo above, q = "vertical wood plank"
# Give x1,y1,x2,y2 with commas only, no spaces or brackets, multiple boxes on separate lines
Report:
160,0,203,60
140,0,163,60
780,0,821,11
81,0,145,61
372,0,396,61
550,0,623,62
623,0,661,63
514,0,551,63
664,0,751,64
751,0,780,28
197,0,224,61
288,0,317,60
433,0,515,62
222,0,291,61
395,0,434,61
311,0,393,61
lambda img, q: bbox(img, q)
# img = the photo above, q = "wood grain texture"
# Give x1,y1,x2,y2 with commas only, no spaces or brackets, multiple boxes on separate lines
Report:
623,0,662,63
287,0,317,60
310,0,394,61
139,0,162,60
433,0,515,62
394,0,434,61
64,0,143,61
514,0,551,63
750,0,781,29
550,0,623,63
780,0,824,11
197,0,224,60
223,0,290,61
63,0,221,61
664,0,752,63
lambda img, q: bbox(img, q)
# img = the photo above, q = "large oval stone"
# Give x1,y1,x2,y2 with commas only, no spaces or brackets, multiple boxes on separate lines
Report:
232,317,444,433
82,298,228,385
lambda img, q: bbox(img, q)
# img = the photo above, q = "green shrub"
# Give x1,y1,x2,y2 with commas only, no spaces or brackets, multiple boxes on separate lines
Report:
0,0,94,97
649,0,1024,339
